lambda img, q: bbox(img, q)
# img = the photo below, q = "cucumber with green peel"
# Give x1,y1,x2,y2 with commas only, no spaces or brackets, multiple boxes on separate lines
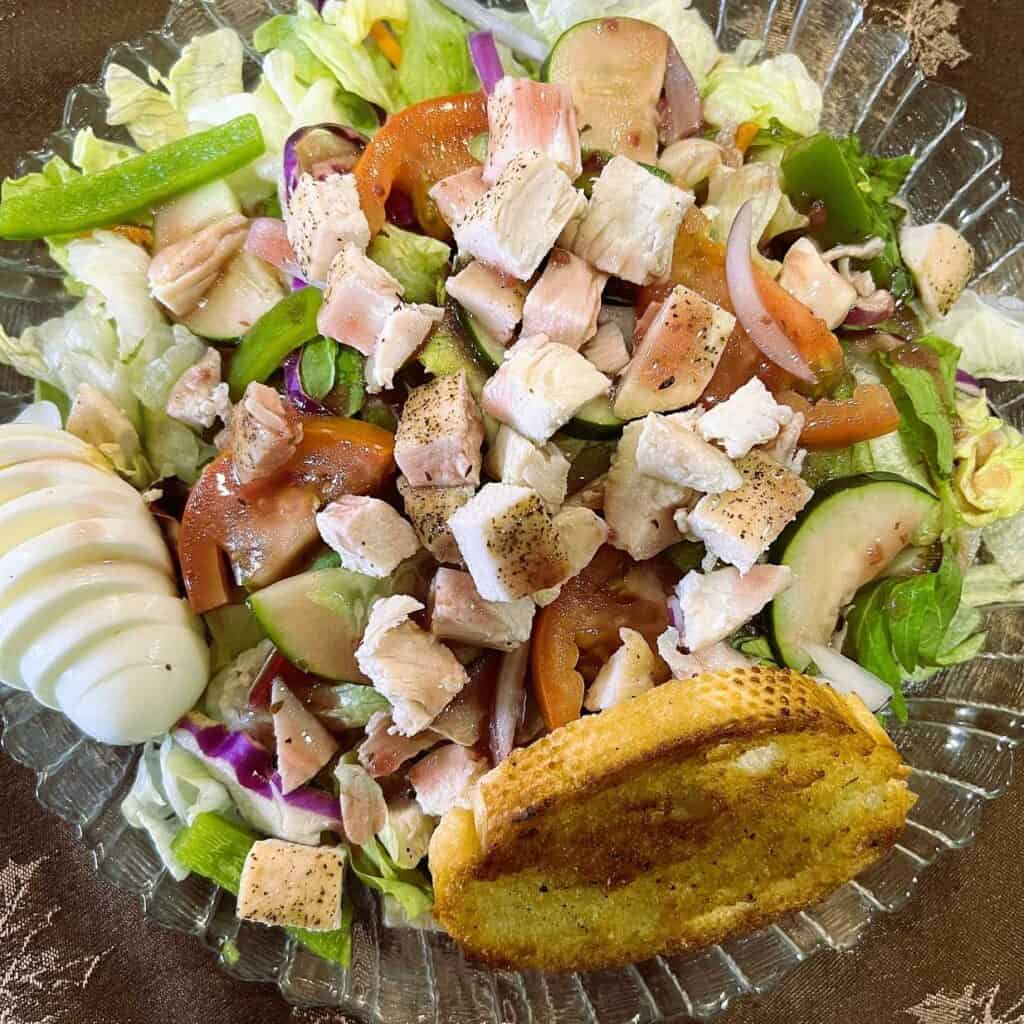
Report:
453,302,506,371
154,179,240,251
768,473,937,671
417,307,490,398
564,395,625,440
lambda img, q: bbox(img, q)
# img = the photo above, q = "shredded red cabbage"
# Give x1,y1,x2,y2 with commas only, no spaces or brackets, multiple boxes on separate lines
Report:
469,31,504,94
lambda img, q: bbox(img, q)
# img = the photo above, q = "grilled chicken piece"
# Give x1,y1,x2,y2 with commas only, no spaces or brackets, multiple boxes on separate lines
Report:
409,742,488,817
484,424,569,511
148,213,248,316
560,155,691,285
271,678,339,794
358,710,442,778
429,165,489,229
396,476,475,565
166,349,231,431
778,237,858,329
532,506,610,606
658,138,725,189
230,383,303,485
614,285,734,419
898,222,974,318
583,627,657,712
453,150,587,281
656,627,752,679
365,304,443,393
697,377,795,459
395,371,485,487
238,839,346,931
286,172,370,283
675,565,792,652
335,761,388,845
481,335,609,444
445,261,526,345
635,413,742,494
580,321,630,375
521,249,606,349
448,483,570,602
687,451,812,573
244,217,299,277
758,412,806,473
317,244,403,355
316,495,420,578
355,596,468,736
484,77,582,185
428,567,535,652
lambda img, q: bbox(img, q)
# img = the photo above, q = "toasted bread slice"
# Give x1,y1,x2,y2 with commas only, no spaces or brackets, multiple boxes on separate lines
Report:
429,666,914,971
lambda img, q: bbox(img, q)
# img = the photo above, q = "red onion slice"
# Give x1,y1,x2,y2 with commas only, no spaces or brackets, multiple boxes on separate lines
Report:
844,289,896,327
956,368,982,396
469,31,504,94
489,643,529,765
802,642,891,712
725,200,816,384
282,123,370,205
660,41,702,143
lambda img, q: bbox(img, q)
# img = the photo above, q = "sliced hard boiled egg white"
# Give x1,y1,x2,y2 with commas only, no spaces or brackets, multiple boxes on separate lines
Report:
0,459,133,505
0,428,109,469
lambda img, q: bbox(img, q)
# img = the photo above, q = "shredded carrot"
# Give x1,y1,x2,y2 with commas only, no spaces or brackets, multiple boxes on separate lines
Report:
110,223,155,250
370,21,402,66
735,121,760,153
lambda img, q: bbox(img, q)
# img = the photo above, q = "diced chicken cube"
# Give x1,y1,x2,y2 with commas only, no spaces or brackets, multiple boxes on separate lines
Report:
584,627,657,711
286,172,370,283
532,506,609,606
445,261,526,344
697,378,795,458
636,412,742,494
614,285,734,419
448,483,570,601
428,567,535,651
355,596,469,736
231,383,303,485
483,77,582,185
454,150,587,281
166,349,231,431
580,321,630,375
758,411,806,473
317,244,403,355
316,495,420,578
395,371,485,486
605,420,693,559
396,476,474,565
484,424,569,510
657,627,751,680
899,222,975,317
560,155,691,285
148,213,248,316
334,762,387,845
271,678,339,794
429,165,488,229
687,450,812,573
778,237,858,329
237,839,346,931
407,742,488,817
675,565,792,652
365,304,442,393
521,249,606,349
481,335,609,443
658,138,725,189
245,217,299,277
358,711,441,778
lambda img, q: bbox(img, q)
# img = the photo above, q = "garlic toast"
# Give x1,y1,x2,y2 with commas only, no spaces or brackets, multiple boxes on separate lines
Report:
429,666,914,971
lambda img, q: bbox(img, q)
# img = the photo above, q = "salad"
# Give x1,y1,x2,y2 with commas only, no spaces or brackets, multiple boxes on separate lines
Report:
2,0,1024,971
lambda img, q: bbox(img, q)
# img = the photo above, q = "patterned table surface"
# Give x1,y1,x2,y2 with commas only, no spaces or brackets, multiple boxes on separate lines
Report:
1,1,1022,1022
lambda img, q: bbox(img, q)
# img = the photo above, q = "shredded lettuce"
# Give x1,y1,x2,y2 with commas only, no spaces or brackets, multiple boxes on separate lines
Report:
368,223,451,304
395,0,478,106
158,734,234,827
321,0,409,44
122,741,190,880
377,798,435,869
254,15,334,84
703,53,822,136
928,290,1024,381
167,28,245,116
104,63,189,151
65,382,152,487
204,605,269,674
350,836,434,920
71,128,138,173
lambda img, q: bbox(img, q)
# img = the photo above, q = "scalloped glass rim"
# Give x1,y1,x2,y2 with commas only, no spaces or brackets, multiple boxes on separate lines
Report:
1,1,1022,1021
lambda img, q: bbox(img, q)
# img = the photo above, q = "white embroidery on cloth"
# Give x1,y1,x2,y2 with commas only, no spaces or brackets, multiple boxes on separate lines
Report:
0,856,107,1024
907,984,1024,1024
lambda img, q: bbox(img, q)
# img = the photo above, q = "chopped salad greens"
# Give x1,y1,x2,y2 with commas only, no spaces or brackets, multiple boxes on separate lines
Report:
2,0,1022,968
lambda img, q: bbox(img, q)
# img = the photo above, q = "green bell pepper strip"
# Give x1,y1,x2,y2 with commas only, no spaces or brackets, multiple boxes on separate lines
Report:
0,116,265,240
228,287,324,399
171,812,353,966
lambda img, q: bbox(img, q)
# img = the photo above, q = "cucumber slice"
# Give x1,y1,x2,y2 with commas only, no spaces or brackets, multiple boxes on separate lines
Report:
248,557,430,681
454,303,505,371
543,18,668,164
154,180,241,251
565,395,625,440
769,473,937,671
183,251,286,342
418,307,490,398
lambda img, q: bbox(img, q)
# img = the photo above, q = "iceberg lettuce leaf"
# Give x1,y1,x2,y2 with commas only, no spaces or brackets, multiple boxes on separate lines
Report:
396,0,478,106
952,392,1024,526
71,128,139,173
367,223,450,303
928,289,1024,381
104,63,189,151
167,28,245,117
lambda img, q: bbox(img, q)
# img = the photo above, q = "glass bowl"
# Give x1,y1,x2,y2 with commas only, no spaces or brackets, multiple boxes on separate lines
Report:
1,1,1022,1021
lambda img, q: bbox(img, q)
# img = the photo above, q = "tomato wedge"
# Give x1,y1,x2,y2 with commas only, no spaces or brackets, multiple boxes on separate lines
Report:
180,417,395,614
638,208,845,402
354,92,488,239
776,384,901,448
530,547,669,731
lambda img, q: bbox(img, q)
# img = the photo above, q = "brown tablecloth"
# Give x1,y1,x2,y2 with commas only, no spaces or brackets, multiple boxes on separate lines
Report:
1,2,1023,1022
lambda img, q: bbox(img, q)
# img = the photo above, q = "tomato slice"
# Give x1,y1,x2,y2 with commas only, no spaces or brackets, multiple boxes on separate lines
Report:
776,384,901,448
530,547,669,731
638,208,845,402
354,92,488,239
180,417,395,614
